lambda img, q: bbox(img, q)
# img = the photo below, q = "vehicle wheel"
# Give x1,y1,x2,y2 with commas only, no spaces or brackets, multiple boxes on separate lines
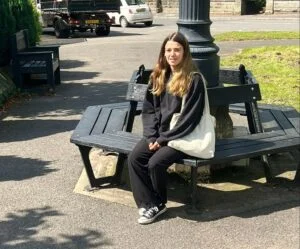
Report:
95,26,110,36
120,17,128,28
144,21,153,27
54,21,70,38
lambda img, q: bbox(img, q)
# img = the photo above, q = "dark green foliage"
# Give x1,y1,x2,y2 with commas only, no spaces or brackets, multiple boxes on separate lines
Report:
10,0,42,45
0,0,16,66
254,0,266,9
0,0,41,66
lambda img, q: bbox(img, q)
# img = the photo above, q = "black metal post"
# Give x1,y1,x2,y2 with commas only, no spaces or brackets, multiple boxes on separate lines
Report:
177,0,220,87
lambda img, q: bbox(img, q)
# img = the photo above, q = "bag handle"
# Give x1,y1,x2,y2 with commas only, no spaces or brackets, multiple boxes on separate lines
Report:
180,72,210,115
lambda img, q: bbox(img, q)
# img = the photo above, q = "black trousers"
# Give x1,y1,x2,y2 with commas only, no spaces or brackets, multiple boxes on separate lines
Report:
128,138,185,208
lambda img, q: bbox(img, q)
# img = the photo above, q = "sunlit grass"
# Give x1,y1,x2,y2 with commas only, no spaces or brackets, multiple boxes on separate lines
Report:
215,31,300,41
221,45,300,110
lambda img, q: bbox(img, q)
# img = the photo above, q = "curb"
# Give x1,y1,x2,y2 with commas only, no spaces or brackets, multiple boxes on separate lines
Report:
153,13,300,21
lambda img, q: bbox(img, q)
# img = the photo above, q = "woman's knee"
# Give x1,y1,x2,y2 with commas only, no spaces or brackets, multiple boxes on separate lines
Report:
128,152,138,169
148,157,167,172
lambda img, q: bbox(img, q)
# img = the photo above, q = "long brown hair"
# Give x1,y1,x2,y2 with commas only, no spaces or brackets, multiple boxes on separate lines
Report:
150,32,198,96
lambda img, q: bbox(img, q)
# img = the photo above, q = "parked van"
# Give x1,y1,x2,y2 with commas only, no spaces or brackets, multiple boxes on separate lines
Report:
108,0,153,28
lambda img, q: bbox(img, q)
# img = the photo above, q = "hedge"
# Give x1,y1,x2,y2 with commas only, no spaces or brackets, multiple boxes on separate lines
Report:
0,0,41,66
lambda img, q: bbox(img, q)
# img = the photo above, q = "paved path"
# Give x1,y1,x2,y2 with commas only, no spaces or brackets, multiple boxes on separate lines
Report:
0,15,299,249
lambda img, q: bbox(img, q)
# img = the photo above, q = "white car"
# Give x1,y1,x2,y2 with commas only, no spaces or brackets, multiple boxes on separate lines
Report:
108,0,153,28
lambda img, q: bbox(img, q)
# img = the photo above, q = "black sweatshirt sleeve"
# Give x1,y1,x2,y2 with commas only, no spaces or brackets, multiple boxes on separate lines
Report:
156,73,205,145
142,84,160,143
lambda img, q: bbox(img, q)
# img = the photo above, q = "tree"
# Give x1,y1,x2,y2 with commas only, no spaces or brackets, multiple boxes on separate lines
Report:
10,0,41,45
156,0,162,13
0,0,41,66
0,0,16,66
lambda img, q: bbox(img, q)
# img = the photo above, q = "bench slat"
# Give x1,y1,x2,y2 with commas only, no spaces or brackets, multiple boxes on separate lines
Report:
282,109,300,134
259,109,282,132
90,108,112,135
270,109,299,136
103,108,127,133
72,132,299,168
130,68,243,85
126,83,262,106
208,136,300,165
71,106,102,139
72,131,297,155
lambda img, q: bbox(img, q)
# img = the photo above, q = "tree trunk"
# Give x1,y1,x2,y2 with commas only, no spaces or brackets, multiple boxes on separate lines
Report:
156,0,162,13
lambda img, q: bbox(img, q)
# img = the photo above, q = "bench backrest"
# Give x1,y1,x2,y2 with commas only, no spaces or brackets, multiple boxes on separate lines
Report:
126,65,261,107
125,64,263,134
11,30,30,57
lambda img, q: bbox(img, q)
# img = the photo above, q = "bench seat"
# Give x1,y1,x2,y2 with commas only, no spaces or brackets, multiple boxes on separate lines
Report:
72,130,299,167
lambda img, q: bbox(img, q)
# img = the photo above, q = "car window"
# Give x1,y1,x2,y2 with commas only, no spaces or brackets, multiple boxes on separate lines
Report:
125,0,145,5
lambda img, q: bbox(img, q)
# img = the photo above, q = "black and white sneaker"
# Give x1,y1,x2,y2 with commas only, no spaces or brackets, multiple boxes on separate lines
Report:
138,204,167,224
138,207,147,216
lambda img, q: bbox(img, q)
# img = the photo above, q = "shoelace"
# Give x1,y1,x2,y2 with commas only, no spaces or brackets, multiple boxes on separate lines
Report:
143,206,159,218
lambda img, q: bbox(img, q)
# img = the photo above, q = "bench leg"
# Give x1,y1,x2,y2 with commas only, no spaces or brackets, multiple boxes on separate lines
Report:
46,61,55,91
16,74,24,89
113,153,127,185
294,162,300,184
13,67,23,89
47,71,55,91
185,167,199,213
78,145,98,188
78,145,121,189
290,149,300,184
261,155,273,183
55,66,61,85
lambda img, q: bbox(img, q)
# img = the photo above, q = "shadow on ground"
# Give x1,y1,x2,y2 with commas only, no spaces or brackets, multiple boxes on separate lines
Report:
83,151,299,223
0,156,56,182
0,206,111,249
0,58,129,142
165,154,300,222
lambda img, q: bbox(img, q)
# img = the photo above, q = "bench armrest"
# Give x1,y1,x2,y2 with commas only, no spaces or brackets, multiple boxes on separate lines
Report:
29,45,59,54
27,46,59,59
16,51,54,61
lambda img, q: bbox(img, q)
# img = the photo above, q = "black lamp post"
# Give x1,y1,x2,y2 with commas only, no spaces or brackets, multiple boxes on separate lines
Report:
177,0,220,87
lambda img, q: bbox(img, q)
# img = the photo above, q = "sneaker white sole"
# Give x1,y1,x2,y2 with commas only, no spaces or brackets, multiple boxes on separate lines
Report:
138,206,167,224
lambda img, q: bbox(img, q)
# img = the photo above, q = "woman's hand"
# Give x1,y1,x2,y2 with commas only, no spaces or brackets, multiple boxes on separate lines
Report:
149,141,161,151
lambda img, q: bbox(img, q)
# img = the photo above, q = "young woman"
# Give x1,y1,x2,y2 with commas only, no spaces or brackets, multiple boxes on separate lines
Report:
128,32,206,224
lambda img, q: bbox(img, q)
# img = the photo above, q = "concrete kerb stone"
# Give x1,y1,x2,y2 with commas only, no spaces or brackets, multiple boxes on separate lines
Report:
153,12,300,21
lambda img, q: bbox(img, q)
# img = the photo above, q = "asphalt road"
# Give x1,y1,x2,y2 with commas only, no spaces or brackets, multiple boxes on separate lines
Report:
0,14,299,249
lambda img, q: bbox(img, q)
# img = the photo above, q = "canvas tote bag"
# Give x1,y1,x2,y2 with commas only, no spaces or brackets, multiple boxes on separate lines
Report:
167,73,216,159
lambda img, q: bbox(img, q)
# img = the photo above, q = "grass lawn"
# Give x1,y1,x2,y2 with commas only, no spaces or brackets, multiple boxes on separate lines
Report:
215,31,299,41
221,45,300,110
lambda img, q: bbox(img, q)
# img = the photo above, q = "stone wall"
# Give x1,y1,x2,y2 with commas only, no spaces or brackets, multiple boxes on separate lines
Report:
146,0,299,15
265,0,299,13
147,0,179,15
210,0,242,15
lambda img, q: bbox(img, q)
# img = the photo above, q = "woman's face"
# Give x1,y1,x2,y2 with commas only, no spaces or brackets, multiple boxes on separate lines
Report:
164,40,184,71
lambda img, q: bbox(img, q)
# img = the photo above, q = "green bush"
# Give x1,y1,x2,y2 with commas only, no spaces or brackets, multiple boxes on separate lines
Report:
0,0,16,66
254,0,266,9
0,0,41,66
10,0,41,45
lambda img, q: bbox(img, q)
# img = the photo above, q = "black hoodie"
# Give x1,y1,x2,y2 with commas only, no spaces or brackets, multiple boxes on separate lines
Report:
142,73,205,146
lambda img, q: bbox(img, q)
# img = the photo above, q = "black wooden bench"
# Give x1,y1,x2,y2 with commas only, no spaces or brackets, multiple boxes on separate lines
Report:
70,65,300,208
11,29,61,91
